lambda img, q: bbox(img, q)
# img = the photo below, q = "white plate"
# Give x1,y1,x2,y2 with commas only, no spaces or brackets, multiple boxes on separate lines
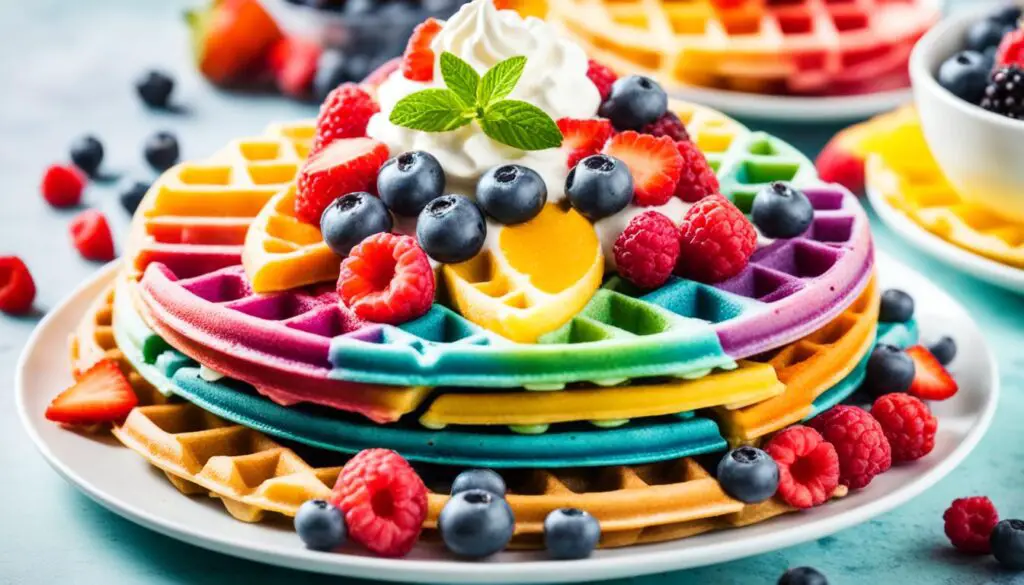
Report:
866,183,1024,295
16,253,998,584
667,85,913,123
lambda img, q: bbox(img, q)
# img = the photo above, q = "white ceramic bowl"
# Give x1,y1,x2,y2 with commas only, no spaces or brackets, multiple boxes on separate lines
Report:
910,3,1024,222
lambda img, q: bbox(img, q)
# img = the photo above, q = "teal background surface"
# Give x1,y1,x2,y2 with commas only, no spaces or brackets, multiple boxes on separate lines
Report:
2,1,1023,583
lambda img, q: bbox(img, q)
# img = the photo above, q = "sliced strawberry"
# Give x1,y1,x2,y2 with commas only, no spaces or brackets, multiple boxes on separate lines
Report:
45,360,138,426
295,137,390,225
906,345,959,401
602,131,683,206
401,18,442,82
558,118,614,169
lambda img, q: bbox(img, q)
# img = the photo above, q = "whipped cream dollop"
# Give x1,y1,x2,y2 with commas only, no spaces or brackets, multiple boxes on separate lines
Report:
366,0,601,201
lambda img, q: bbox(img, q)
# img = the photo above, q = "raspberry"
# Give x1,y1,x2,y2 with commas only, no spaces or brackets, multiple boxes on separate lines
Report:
944,496,999,554
337,233,435,325
763,425,840,509
613,211,681,289
808,406,891,489
401,18,443,82
41,164,86,208
871,393,937,463
587,59,617,101
676,195,757,283
0,256,36,315
997,28,1024,68
673,141,719,202
641,112,690,143
69,210,115,262
312,83,380,154
295,137,390,225
330,449,428,557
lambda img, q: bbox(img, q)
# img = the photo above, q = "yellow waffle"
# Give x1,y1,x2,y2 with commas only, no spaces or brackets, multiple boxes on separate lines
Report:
125,122,311,281
112,400,846,547
862,109,1024,269
714,274,879,445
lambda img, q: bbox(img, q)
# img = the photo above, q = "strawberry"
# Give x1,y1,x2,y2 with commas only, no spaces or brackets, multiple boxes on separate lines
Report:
312,83,380,154
557,118,614,169
69,210,116,262
602,131,683,206
185,0,283,86
401,18,442,82
267,36,320,99
45,360,138,426
295,137,390,225
816,137,865,194
906,345,959,401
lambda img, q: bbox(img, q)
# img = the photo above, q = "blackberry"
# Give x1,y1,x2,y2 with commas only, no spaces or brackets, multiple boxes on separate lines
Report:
981,66,1024,119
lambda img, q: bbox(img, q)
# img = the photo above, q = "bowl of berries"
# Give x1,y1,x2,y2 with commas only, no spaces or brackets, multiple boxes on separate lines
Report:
910,2,1024,222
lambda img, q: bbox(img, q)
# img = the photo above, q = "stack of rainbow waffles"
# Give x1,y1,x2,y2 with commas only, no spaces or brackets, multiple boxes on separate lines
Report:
547,0,940,96
46,0,959,561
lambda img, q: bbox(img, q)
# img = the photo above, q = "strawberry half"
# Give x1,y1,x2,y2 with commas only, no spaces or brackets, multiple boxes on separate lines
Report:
401,18,442,82
295,137,390,225
602,131,683,206
558,118,614,169
45,360,138,426
906,345,959,401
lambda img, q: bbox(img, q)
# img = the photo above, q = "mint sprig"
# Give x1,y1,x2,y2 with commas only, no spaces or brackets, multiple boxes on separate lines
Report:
389,52,562,151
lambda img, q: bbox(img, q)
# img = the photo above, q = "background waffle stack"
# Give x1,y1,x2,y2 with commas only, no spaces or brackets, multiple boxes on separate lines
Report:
547,0,939,96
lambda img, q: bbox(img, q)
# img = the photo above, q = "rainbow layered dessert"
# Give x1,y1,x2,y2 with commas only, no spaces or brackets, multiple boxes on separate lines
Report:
46,0,957,562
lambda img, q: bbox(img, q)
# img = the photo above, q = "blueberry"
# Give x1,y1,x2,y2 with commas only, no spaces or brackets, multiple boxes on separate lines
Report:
991,4,1023,26
476,164,547,225
937,51,991,104
344,0,377,15
377,151,446,217
416,194,486,264
598,75,668,131
991,519,1024,570
716,446,779,504
751,182,814,239
779,566,828,585
451,469,506,498
294,499,347,551
565,154,633,221
966,18,1013,52
879,289,914,323
119,180,150,215
928,336,957,366
135,70,175,109
144,131,180,171
863,344,915,397
438,489,515,558
543,508,601,560
320,192,393,257
70,135,104,177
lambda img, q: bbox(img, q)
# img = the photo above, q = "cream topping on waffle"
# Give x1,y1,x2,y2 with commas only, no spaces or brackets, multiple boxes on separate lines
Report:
366,0,600,202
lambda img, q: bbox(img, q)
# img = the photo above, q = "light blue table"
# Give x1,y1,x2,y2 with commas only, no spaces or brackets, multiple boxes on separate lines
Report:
2,1,1023,583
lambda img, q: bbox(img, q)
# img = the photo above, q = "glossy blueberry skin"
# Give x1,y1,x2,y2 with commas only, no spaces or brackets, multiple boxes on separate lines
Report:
476,164,547,225
294,499,347,551
565,154,633,221
598,75,668,131
965,17,1012,52
778,566,829,585
716,446,780,504
377,151,446,217
928,336,957,366
438,489,515,559
543,508,601,560
416,194,486,264
879,289,915,323
750,182,814,239
320,192,393,257
144,131,180,172
135,70,174,109
864,344,916,397
451,469,506,498
991,519,1024,570
70,135,104,177
119,181,150,215
937,51,991,104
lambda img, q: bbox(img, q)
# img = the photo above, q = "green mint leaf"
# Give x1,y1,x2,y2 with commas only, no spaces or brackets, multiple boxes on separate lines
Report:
389,89,475,132
479,100,562,151
477,56,527,107
439,52,480,108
